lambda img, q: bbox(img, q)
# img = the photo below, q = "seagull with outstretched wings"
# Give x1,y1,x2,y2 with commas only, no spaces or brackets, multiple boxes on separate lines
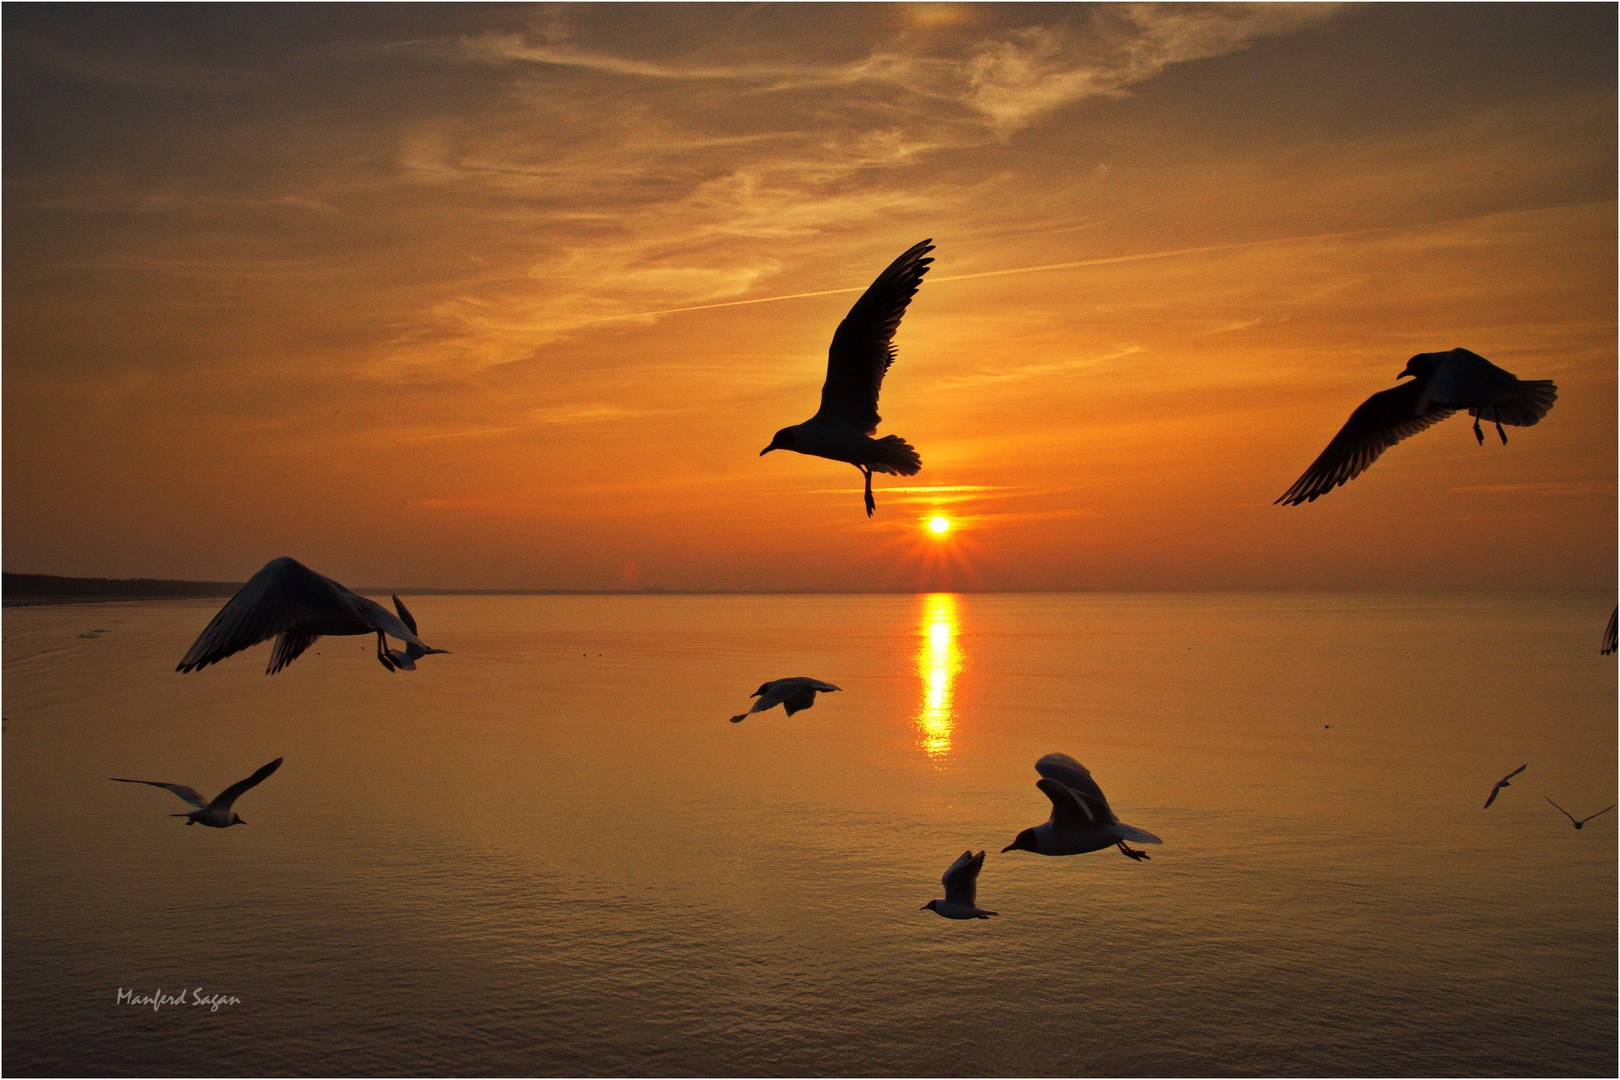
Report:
760,240,932,516
1002,753,1162,861
922,850,998,919
1277,348,1557,505
112,757,283,828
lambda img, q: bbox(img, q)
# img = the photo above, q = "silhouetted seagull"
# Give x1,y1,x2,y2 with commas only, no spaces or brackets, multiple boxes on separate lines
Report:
1602,607,1616,656
729,677,841,723
381,595,451,671
1545,797,1615,830
177,557,435,674
760,240,932,515
1276,348,1558,505
1002,753,1162,861
112,757,282,827
922,850,997,919
1483,763,1527,808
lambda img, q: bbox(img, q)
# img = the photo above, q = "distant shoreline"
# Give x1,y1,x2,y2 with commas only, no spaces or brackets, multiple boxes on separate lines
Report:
3,571,1610,607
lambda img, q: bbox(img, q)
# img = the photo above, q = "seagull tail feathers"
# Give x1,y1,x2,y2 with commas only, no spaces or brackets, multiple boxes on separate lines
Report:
867,435,922,476
1114,823,1163,844
1474,380,1557,426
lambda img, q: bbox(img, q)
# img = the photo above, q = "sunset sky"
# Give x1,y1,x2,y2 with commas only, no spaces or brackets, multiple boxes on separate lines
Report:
6,2,1615,591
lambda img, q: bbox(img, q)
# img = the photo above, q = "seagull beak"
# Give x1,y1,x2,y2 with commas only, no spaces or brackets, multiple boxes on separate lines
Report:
759,445,775,456
1000,843,1016,853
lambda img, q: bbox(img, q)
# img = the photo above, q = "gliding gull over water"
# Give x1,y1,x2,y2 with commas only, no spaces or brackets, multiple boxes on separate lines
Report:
1545,798,1615,830
1483,764,1526,809
112,757,282,828
729,677,841,723
760,240,932,516
1276,348,1557,505
177,556,438,674
1002,753,1162,861
921,850,998,920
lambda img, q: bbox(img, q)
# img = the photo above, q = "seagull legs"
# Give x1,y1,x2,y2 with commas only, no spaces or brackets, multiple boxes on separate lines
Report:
1473,417,1485,445
375,631,396,672
857,465,875,517
1116,841,1151,861
1494,407,1507,444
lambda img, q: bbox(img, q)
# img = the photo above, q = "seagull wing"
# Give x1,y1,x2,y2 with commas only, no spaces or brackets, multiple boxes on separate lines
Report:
391,595,420,636
177,557,360,673
207,758,284,811
1545,797,1578,824
110,778,209,808
1603,607,1617,656
1037,778,1098,830
347,593,425,647
1483,783,1505,809
1275,380,1456,505
941,850,985,907
1579,804,1616,826
781,686,819,716
1035,752,1118,824
814,240,934,434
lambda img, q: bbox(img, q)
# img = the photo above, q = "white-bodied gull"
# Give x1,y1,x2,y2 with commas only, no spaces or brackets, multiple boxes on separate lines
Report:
760,240,932,516
176,556,436,674
1002,753,1162,861
381,595,451,670
729,677,841,723
112,757,282,828
1483,763,1526,808
1277,348,1558,505
921,849,998,919
1545,798,1616,831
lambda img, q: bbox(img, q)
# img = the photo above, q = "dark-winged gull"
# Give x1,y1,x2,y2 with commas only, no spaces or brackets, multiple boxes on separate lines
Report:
381,595,451,670
1483,763,1527,808
1002,753,1162,861
760,240,932,516
1276,348,1558,505
112,757,282,827
729,677,841,723
1602,607,1617,656
176,556,436,674
1545,797,1616,830
921,849,998,919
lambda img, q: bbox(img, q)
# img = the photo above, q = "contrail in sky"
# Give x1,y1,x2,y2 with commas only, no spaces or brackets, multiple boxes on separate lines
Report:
571,224,1394,328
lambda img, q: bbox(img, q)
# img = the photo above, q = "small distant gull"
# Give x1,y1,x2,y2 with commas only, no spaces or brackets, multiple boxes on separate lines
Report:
729,677,841,723
381,595,451,670
1276,348,1558,505
1544,797,1616,831
760,240,932,516
1602,607,1617,656
1483,764,1527,808
922,850,998,920
176,557,438,674
1002,753,1162,861
112,757,282,828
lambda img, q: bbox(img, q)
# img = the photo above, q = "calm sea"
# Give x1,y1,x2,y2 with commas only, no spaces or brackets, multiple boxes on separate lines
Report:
4,592,1615,1077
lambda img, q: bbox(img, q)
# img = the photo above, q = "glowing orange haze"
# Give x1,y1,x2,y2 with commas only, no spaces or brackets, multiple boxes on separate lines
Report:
5,4,1614,590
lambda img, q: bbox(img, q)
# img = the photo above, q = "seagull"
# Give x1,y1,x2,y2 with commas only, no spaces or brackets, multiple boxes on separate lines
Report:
1002,753,1162,861
760,240,932,516
176,557,437,674
1483,763,1527,808
380,595,451,671
1602,607,1616,656
1276,348,1558,505
921,850,998,919
729,677,841,723
1545,797,1616,830
111,757,283,827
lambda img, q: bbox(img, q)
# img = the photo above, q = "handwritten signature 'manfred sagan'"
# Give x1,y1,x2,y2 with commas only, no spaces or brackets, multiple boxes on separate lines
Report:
116,987,241,1013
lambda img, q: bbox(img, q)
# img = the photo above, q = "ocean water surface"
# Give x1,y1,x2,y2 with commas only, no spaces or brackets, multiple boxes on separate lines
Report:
4,591,1615,1076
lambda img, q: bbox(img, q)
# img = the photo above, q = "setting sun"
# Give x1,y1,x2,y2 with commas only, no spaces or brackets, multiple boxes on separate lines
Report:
928,517,951,534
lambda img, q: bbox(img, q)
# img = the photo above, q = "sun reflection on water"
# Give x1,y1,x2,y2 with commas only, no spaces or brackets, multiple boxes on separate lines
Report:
915,592,962,759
